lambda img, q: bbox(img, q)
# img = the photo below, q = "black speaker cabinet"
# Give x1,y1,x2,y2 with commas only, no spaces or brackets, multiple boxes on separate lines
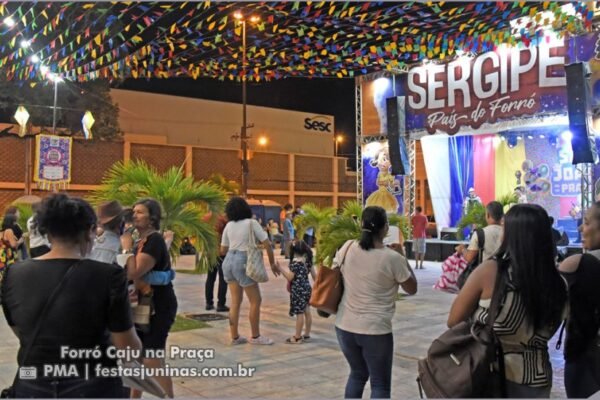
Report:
565,62,597,164
386,96,410,175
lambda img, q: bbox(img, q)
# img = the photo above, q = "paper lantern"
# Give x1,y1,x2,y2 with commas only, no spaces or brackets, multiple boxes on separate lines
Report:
14,106,30,137
81,110,94,139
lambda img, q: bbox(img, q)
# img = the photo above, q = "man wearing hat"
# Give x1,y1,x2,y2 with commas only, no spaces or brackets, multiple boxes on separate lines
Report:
90,201,175,286
89,200,129,265
463,187,482,216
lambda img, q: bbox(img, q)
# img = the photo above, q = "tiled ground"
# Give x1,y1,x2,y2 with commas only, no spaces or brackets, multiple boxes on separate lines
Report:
0,256,567,398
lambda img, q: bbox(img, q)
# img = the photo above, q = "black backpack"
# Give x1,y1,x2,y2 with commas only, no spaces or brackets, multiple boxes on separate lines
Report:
457,228,485,290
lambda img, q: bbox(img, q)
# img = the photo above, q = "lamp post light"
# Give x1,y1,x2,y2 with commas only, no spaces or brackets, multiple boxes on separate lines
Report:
334,134,344,156
14,106,32,194
234,12,260,198
48,73,63,134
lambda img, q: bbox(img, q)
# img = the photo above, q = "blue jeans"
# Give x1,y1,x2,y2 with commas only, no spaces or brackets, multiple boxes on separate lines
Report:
335,327,393,399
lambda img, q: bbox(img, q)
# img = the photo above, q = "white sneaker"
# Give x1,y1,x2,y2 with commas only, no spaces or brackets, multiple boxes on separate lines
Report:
231,336,247,345
249,335,274,345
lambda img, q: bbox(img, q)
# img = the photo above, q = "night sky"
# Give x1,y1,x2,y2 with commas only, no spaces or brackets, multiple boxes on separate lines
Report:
114,77,357,167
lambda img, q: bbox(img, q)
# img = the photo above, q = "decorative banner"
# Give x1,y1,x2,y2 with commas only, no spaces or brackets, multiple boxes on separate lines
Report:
34,134,72,190
400,31,600,136
361,140,404,215
0,2,594,83
405,35,568,134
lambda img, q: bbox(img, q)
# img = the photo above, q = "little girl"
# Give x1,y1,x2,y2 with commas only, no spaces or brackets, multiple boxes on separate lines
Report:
277,240,314,344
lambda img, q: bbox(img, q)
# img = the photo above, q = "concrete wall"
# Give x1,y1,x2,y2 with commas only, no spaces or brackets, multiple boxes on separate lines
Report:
111,89,336,156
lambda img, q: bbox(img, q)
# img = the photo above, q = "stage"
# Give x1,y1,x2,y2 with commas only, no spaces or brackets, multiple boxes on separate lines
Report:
404,239,583,262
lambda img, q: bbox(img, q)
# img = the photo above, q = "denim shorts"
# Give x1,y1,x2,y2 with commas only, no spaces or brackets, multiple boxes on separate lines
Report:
222,250,256,287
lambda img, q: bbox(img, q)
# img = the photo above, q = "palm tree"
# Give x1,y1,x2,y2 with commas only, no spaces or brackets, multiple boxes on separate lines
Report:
293,203,337,251
207,173,240,196
318,200,409,266
456,192,517,239
88,160,226,269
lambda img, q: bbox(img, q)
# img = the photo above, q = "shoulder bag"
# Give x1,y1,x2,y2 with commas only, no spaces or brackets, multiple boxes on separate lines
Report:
417,258,507,398
309,240,353,316
1,261,79,398
245,220,268,283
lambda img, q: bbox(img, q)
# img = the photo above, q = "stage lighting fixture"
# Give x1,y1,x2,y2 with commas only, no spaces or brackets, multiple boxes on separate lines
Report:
507,136,518,148
548,135,558,147
539,134,545,139
527,135,534,139
561,130,573,142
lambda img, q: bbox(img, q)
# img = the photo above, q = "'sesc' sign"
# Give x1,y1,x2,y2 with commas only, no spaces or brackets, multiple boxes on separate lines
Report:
406,39,567,135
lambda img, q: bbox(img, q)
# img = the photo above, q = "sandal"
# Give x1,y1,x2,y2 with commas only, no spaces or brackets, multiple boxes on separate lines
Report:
285,336,304,344
302,335,311,341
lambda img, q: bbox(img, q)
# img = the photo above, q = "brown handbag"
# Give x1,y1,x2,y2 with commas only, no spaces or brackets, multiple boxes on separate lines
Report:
309,240,353,315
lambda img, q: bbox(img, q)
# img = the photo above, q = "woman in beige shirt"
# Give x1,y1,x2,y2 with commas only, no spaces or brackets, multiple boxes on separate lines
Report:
335,206,417,399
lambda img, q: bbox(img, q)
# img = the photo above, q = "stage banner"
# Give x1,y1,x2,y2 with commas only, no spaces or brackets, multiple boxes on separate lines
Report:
34,134,72,190
361,140,404,214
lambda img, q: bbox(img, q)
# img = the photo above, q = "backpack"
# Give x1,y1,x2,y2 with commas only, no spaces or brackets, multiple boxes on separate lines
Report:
457,228,485,290
417,260,507,398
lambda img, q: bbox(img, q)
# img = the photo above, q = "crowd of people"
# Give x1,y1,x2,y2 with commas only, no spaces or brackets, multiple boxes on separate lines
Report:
0,193,599,398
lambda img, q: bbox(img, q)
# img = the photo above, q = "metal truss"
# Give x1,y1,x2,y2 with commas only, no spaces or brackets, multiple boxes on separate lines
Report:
578,163,593,214
404,138,416,238
355,79,363,204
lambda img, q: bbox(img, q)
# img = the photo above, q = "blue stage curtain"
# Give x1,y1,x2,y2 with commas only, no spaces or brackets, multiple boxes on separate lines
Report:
448,136,474,227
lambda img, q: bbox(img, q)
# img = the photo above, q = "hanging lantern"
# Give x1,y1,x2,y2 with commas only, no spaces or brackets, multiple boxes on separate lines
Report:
14,106,30,137
81,111,94,140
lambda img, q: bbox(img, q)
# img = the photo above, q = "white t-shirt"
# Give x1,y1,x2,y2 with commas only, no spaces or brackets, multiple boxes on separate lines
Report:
221,219,268,251
467,224,503,261
27,216,50,249
335,240,412,335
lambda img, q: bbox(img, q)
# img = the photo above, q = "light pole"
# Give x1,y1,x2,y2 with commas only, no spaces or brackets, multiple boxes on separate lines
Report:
48,73,63,134
234,12,259,198
334,134,344,157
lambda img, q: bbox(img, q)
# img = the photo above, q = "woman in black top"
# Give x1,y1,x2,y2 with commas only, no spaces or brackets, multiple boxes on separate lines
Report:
1,194,141,398
559,201,600,398
127,198,177,398
4,206,27,259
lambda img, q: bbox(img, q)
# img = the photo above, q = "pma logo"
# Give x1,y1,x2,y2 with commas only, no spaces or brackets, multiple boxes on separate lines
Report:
304,115,332,133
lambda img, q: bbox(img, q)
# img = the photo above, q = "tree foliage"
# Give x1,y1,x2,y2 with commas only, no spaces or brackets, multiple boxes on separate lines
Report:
0,79,121,140
88,160,226,269
318,200,408,266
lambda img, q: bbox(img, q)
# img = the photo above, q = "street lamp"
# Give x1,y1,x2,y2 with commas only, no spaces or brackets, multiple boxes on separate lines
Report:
257,135,268,147
234,11,260,198
334,134,344,156
48,73,63,134
14,106,32,194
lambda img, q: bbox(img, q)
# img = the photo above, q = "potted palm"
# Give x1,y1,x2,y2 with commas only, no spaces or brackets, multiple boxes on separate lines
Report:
88,160,226,270
318,200,409,266
455,192,517,239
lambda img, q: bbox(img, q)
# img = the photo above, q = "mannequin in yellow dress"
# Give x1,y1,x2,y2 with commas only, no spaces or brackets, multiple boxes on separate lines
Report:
365,147,400,213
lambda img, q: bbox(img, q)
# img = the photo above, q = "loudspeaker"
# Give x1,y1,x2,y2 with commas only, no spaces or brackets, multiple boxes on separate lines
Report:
565,62,598,164
386,96,410,175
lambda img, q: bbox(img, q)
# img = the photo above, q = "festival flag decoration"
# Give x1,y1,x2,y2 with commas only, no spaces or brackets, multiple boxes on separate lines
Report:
0,2,595,83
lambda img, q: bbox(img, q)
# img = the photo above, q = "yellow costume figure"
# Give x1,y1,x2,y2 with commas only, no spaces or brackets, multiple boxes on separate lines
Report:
365,148,399,213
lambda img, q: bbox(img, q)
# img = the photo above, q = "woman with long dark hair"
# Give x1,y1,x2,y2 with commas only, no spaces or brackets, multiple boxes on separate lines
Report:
126,198,177,398
220,197,279,345
335,206,417,399
2,194,141,397
448,204,567,397
559,201,600,398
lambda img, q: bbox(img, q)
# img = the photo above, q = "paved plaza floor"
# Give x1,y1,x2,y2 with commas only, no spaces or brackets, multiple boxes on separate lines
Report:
0,256,567,399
